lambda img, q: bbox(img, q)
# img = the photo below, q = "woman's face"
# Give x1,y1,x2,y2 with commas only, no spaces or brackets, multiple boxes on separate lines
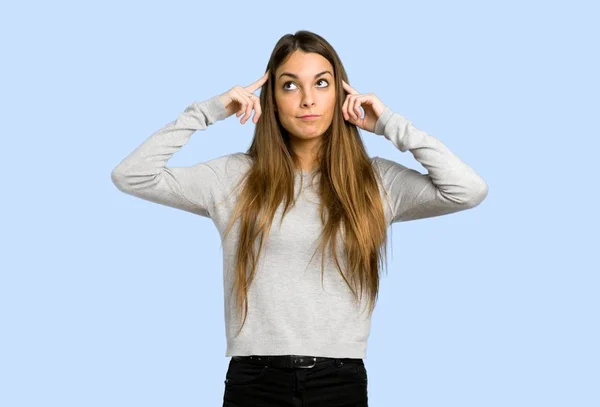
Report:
274,50,336,140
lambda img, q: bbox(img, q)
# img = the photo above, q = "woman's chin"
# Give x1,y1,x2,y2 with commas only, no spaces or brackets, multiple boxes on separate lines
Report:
294,127,324,138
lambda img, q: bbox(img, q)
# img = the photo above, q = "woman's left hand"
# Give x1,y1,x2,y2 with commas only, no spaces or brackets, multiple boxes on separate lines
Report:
342,80,387,133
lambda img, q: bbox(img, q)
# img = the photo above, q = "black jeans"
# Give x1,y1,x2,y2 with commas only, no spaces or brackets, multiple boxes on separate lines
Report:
222,355,368,406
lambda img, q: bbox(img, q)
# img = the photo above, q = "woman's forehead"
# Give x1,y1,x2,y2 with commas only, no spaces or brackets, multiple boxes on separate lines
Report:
276,52,333,79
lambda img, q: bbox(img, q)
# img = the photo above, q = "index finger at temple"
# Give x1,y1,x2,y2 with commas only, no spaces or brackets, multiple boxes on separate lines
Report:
246,71,270,92
342,80,358,95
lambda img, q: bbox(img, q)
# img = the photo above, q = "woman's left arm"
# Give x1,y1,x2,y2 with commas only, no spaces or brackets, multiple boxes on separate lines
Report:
342,81,488,223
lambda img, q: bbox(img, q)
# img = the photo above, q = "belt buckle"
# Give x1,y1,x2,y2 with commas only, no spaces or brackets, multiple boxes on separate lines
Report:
291,356,317,368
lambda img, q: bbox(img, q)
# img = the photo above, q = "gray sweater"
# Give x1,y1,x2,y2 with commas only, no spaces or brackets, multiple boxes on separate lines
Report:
111,95,488,359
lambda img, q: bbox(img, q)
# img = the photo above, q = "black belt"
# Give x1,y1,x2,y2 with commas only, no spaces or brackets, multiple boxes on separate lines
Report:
232,355,363,369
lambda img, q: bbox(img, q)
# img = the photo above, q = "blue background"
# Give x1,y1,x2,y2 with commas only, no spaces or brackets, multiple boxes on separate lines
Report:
2,0,598,406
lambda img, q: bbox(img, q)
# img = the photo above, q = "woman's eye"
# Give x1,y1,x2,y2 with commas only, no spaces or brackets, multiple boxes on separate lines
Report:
283,79,329,91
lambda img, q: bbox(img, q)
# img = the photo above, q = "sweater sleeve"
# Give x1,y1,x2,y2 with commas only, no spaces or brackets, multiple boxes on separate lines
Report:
373,106,488,224
110,95,229,218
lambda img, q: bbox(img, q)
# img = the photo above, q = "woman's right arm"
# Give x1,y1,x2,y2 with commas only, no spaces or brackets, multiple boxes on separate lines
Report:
110,96,230,218
111,72,268,218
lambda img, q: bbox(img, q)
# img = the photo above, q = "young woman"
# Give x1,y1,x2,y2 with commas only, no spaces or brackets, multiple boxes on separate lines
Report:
111,30,488,407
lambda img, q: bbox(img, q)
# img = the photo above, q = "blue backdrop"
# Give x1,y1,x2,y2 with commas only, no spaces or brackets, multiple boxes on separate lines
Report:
2,0,598,406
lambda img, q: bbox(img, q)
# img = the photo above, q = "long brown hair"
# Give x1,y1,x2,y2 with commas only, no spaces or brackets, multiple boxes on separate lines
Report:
221,30,389,337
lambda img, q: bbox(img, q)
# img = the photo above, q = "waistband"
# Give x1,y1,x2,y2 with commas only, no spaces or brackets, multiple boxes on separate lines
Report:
231,355,363,369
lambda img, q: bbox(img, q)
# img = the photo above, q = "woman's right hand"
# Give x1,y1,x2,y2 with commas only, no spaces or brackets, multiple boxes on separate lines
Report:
218,71,270,125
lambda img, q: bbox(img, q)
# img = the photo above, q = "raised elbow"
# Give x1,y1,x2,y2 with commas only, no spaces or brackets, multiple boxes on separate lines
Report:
111,168,127,190
465,179,488,208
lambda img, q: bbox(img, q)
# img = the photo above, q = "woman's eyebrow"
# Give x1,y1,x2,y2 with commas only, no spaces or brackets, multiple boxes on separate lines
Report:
278,70,333,80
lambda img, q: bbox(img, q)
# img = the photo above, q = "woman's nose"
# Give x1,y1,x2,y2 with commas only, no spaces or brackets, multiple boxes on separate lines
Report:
301,90,316,107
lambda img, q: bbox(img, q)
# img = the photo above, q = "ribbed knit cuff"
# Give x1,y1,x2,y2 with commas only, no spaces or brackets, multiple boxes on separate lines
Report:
201,94,229,123
374,106,394,135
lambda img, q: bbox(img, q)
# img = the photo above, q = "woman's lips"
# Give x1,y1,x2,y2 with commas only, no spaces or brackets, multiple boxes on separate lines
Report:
298,115,320,120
